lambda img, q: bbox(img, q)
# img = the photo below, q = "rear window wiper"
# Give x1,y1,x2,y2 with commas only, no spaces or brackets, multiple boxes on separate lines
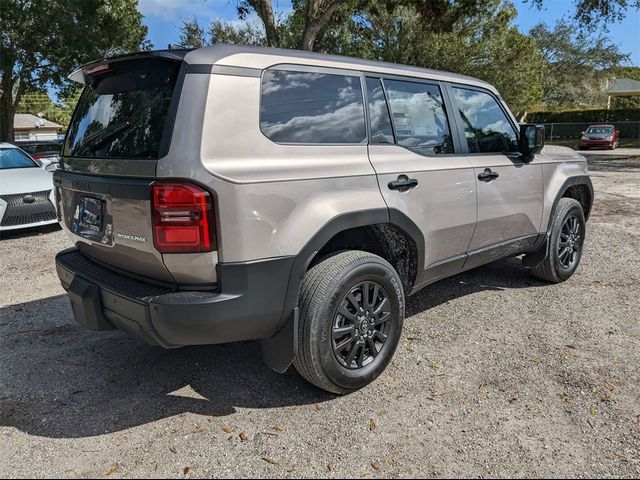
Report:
73,121,131,156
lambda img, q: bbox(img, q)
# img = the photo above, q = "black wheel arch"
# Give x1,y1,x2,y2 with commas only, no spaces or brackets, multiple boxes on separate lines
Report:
261,208,424,373
524,175,593,269
550,175,594,229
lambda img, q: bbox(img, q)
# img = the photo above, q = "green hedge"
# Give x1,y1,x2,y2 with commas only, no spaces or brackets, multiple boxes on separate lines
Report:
527,108,639,124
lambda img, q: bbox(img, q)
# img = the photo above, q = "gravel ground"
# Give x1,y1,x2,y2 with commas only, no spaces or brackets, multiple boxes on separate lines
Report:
1,158,639,479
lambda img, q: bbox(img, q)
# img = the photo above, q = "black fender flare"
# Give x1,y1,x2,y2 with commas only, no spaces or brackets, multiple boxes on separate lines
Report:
547,175,594,229
523,175,594,268
261,208,424,372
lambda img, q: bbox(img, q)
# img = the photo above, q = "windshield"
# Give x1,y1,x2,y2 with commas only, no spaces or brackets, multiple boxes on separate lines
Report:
0,148,39,170
64,57,180,159
586,126,614,134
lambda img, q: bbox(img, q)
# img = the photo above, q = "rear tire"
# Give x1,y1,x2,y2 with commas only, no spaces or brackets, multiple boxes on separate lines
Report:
532,198,586,283
293,251,404,395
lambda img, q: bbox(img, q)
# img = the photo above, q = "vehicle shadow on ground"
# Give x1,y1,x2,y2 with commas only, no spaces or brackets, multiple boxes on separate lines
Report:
0,257,544,439
0,223,61,240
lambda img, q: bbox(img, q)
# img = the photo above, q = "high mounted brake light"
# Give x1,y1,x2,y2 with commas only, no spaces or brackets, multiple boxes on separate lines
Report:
152,182,216,254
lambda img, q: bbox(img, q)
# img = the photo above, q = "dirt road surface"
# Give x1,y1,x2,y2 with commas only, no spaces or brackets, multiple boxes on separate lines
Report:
1,158,639,478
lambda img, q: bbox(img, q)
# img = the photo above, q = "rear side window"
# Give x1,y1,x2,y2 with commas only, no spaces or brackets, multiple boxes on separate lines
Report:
64,58,181,159
383,79,454,155
452,87,518,153
260,69,366,144
366,77,394,144
0,148,38,170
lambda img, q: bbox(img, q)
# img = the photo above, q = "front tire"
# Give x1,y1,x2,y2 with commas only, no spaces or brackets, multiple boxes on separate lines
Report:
293,251,405,395
532,198,586,283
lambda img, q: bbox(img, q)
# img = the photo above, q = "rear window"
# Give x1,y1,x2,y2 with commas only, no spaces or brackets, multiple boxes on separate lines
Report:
0,148,39,170
260,69,366,144
64,58,181,159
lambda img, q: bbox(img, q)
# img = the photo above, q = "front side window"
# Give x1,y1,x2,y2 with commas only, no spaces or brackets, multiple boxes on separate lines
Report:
0,148,38,170
383,79,454,155
260,69,366,144
452,87,518,153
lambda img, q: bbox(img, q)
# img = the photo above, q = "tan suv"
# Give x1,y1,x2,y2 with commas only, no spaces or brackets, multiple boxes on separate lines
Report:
54,45,593,394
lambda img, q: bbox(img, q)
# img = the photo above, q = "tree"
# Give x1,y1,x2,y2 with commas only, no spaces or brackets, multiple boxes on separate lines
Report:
530,21,629,106
524,0,640,29
323,1,545,115
179,18,207,48
0,0,149,141
236,0,365,51
16,87,82,129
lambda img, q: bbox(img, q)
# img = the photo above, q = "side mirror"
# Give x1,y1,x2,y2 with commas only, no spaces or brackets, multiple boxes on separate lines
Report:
519,124,545,159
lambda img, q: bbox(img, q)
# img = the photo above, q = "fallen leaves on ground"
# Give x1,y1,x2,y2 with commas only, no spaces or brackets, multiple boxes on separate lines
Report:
369,418,377,432
106,466,119,476
262,458,279,465
183,466,190,476
239,432,247,442
222,427,234,434
272,425,286,432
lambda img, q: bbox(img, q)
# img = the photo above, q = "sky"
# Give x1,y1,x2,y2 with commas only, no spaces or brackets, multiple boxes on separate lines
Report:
138,0,640,65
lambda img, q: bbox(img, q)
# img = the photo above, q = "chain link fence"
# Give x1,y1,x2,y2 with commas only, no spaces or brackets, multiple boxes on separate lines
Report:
541,121,640,141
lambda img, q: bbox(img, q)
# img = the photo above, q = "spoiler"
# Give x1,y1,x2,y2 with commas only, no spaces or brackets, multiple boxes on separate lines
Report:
68,49,191,85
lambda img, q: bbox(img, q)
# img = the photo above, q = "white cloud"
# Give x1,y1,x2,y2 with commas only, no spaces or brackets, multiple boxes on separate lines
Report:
138,0,223,22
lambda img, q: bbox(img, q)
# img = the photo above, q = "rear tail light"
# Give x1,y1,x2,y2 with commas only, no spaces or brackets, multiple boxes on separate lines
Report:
151,182,216,254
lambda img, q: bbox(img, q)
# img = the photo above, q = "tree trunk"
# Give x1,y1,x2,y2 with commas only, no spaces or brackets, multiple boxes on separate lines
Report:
0,60,16,142
300,0,342,51
247,0,279,47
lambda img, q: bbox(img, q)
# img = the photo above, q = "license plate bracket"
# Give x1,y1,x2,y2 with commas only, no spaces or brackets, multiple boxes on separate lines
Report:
72,196,105,239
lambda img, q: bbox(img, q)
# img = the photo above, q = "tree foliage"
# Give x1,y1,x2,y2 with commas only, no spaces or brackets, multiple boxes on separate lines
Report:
530,21,629,106
0,0,149,141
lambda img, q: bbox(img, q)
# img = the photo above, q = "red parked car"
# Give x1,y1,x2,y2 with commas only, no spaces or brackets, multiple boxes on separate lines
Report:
578,125,620,150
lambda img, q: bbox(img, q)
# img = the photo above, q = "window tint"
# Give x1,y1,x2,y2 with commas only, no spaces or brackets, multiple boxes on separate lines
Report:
383,79,453,155
452,88,518,153
64,58,180,159
0,148,38,170
366,77,394,144
260,69,366,144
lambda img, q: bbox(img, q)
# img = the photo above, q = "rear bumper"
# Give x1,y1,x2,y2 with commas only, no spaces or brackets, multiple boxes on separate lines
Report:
56,248,294,348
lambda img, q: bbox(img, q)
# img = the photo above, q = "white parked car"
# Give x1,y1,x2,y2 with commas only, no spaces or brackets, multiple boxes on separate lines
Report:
0,142,58,232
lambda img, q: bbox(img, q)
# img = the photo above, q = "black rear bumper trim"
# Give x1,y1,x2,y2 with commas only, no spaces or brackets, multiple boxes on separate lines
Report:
56,248,295,348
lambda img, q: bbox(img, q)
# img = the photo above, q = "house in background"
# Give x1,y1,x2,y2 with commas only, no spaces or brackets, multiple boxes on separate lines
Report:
606,78,640,109
13,113,63,141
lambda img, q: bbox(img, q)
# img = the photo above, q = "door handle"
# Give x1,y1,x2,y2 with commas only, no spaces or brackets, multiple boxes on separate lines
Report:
388,175,419,191
478,168,499,182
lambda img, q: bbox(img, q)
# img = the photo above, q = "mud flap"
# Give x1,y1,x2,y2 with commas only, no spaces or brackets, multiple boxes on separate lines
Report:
261,307,299,373
522,235,550,268
67,275,114,331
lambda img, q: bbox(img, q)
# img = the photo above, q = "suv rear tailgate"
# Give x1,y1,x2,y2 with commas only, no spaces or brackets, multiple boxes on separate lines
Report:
54,171,176,284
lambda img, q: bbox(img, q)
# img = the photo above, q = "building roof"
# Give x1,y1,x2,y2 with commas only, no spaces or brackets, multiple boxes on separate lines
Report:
14,113,63,130
607,78,640,97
